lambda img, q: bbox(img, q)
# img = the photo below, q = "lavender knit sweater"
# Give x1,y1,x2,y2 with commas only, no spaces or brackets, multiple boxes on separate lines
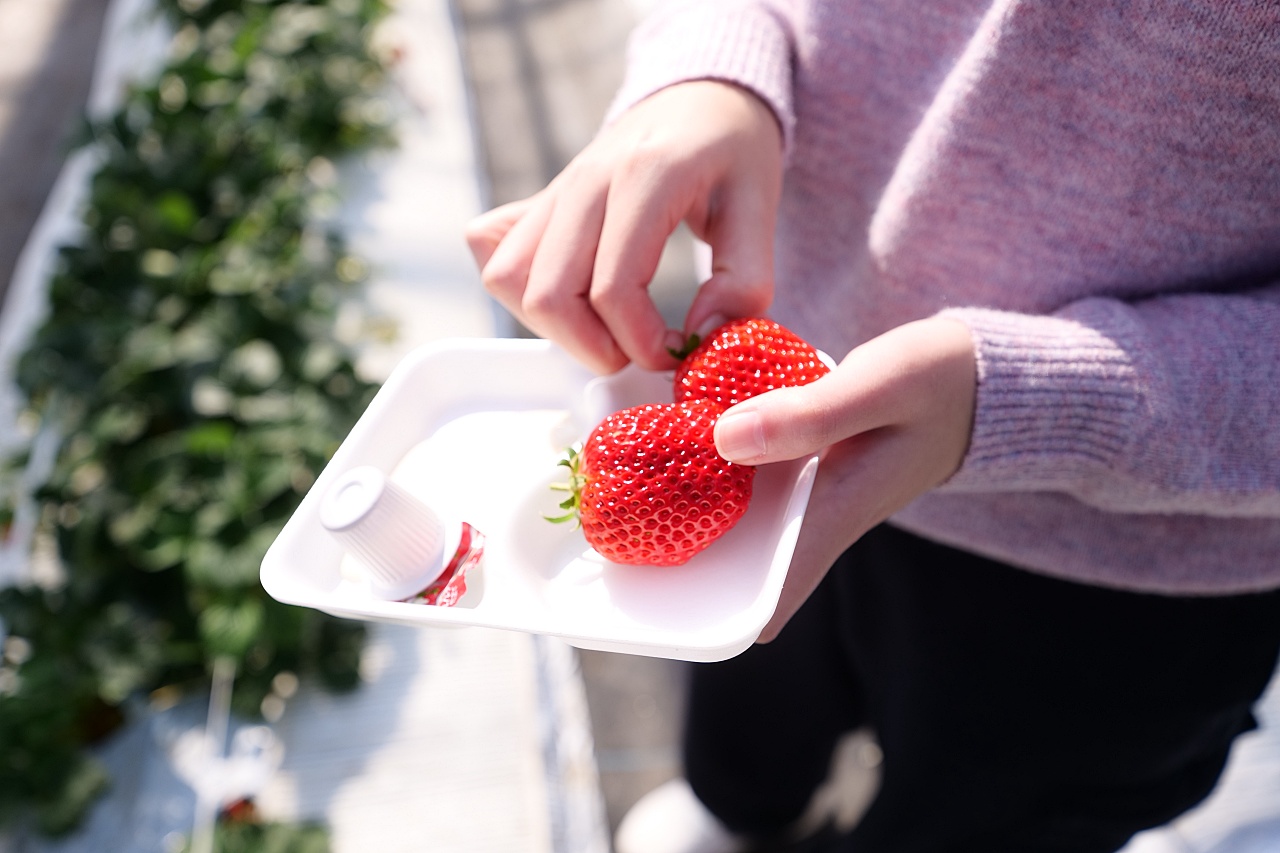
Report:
609,0,1280,594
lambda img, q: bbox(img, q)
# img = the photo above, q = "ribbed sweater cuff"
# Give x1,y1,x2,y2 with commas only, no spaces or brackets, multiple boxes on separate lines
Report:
939,307,1142,492
605,3,796,153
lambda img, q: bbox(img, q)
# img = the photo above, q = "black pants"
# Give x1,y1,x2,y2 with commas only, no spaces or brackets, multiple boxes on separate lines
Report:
683,524,1280,853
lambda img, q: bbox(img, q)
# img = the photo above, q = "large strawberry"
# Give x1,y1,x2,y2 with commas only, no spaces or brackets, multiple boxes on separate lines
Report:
549,400,755,566
674,317,830,407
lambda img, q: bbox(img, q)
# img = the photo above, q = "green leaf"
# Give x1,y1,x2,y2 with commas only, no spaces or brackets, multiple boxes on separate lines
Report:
198,597,265,659
34,755,111,837
155,191,198,235
178,817,332,853
666,332,701,360
90,404,149,444
543,510,579,526
185,421,236,456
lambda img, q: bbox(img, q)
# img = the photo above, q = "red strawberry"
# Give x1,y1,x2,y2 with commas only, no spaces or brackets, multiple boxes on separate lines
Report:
549,400,755,566
674,317,830,407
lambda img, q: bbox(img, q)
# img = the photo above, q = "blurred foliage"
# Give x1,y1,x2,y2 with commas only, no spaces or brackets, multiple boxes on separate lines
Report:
0,0,394,835
175,800,331,853
191,821,331,853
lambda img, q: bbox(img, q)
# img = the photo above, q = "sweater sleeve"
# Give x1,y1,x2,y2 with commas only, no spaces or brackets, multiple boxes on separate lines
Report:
604,0,800,154
939,284,1280,518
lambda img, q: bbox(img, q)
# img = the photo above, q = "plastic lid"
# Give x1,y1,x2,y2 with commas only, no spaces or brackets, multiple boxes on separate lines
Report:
319,465,447,600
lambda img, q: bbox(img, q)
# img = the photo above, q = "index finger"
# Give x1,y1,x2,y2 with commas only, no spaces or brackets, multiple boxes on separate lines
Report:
519,166,635,374
589,165,695,370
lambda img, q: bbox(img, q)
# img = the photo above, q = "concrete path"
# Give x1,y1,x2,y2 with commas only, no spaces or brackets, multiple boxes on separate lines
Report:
0,0,111,309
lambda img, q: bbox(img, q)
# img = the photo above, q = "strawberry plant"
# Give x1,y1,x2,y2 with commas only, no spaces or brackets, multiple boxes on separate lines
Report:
0,0,391,835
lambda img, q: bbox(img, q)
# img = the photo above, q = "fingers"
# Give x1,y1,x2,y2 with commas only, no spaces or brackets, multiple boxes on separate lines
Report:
465,197,536,270
520,164,635,373
715,318,977,465
684,151,780,337
569,153,684,371
756,429,919,642
592,159,690,368
685,270,774,343
475,161,678,374
472,172,643,373
739,317,979,642
466,80,786,375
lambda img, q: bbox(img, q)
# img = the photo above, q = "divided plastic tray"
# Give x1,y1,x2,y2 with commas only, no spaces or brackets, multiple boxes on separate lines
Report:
260,338,818,662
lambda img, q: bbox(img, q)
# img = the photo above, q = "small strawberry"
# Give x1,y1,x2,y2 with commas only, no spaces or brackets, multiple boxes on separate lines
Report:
549,400,755,566
673,317,830,407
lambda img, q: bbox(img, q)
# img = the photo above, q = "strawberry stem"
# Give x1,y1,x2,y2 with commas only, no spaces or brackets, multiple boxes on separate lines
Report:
665,332,702,361
545,446,586,527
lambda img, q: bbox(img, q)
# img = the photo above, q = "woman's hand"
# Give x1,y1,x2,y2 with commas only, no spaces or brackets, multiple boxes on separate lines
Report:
712,317,979,642
465,80,784,375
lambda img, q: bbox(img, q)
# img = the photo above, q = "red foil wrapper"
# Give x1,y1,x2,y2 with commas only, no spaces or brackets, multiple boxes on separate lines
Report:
403,522,484,606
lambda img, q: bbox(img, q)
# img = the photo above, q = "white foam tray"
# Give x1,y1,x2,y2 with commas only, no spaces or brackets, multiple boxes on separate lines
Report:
261,338,818,662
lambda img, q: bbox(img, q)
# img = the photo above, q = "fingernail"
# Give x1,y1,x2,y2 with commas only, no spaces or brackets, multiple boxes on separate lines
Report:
695,313,728,339
662,328,686,356
716,410,766,462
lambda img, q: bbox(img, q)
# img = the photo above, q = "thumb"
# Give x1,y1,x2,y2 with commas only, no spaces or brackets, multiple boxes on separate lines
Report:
714,372,879,465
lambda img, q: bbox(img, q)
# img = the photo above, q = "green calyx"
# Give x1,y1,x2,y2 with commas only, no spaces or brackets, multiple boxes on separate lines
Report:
545,445,587,526
665,332,702,361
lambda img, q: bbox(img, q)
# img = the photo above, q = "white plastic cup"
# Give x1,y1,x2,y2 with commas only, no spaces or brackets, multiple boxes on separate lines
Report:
319,465,448,600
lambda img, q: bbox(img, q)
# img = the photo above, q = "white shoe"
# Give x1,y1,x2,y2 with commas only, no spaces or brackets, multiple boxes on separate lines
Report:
614,778,752,853
613,729,882,853
798,727,881,836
